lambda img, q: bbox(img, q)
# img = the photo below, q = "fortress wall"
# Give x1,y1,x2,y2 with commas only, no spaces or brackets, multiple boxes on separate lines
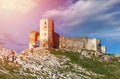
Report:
59,36,88,52
59,36,105,52
87,39,101,52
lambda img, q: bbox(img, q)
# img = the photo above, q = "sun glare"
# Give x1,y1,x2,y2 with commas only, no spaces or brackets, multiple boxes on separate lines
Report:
0,0,36,13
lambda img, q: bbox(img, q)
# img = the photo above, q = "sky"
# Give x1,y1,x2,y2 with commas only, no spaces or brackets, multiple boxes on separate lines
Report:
0,0,120,54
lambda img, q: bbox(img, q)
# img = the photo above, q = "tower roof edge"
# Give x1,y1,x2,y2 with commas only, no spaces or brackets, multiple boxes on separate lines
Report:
40,18,53,21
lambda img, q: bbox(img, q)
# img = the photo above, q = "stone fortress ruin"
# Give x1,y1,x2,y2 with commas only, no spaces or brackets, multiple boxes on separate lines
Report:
29,18,106,53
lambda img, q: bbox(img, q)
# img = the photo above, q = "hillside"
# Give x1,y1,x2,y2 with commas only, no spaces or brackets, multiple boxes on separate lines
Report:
0,47,120,79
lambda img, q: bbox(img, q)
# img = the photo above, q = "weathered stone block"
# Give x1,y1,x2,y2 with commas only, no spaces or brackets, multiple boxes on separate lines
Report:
101,46,106,53
29,31,39,48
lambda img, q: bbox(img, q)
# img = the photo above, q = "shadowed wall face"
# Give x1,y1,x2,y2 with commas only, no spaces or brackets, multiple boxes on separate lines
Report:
40,19,54,48
53,33,60,48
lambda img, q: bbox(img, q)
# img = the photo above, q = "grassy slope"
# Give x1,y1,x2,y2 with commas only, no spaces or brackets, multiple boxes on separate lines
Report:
0,49,120,79
50,49,120,79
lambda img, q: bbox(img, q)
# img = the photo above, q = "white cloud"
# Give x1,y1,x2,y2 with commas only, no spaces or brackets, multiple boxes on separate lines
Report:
43,0,120,27
115,28,120,31
90,28,120,40
94,11,120,25
0,0,37,13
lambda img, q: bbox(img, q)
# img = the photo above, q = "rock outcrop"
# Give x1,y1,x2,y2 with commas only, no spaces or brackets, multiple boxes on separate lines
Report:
16,48,103,79
0,46,17,61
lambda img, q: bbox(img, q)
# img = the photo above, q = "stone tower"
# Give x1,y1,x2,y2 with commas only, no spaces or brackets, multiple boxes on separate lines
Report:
40,18,54,48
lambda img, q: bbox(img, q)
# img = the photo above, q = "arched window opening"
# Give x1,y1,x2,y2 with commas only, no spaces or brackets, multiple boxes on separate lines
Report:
45,33,46,36
44,26,46,28
44,21,46,24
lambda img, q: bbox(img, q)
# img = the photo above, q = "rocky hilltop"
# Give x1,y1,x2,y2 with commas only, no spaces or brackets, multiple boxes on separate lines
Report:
0,46,120,79
0,46,17,61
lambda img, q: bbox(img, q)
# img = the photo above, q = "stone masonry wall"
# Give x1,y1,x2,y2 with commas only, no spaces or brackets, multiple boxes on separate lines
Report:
29,31,39,48
53,32,60,48
59,36,88,52
87,39,101,52
59,36,106,53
